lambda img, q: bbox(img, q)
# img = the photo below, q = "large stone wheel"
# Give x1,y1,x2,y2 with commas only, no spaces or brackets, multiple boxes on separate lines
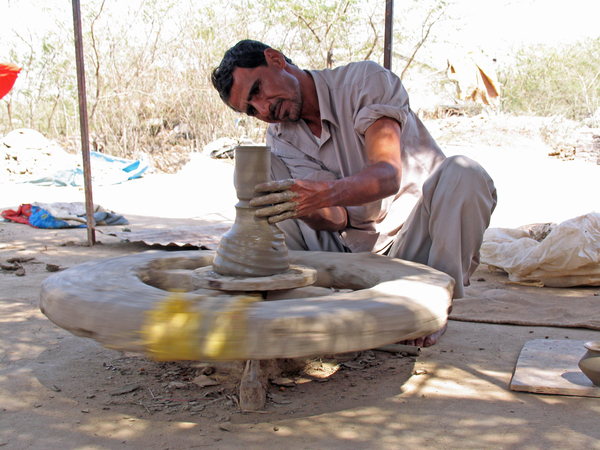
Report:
40,250,454,361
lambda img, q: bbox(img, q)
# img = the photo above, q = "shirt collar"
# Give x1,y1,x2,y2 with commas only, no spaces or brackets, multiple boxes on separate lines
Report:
307,69,339,128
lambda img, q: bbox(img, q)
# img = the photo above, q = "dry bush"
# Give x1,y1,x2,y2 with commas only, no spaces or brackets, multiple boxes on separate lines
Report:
0,0,458,173
498,39,600,127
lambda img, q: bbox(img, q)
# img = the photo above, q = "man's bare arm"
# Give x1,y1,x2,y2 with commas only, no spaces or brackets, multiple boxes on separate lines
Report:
250,117,402,230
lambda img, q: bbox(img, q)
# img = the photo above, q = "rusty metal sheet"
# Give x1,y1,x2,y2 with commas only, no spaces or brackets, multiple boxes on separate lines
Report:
101,224,230,248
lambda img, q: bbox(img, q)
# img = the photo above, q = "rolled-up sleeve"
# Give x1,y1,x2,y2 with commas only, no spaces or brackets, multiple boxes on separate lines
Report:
353,66,410,135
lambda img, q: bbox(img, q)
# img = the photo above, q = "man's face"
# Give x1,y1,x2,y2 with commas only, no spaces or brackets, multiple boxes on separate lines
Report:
228,59,303,124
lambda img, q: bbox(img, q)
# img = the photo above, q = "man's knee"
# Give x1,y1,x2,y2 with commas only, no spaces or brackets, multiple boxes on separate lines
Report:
443,155,489,182
438,155,496,202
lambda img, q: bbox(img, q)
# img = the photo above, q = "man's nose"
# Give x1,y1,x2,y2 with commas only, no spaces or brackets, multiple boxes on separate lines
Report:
253,98,271,117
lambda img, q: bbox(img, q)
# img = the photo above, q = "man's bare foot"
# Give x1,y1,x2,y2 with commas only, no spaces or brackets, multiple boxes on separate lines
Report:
398,323,447,347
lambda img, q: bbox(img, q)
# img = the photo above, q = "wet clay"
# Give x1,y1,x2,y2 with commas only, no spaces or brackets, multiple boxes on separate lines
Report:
212,145,290,277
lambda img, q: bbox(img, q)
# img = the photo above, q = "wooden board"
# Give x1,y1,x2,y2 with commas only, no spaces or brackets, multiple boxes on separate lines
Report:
510,339,600,397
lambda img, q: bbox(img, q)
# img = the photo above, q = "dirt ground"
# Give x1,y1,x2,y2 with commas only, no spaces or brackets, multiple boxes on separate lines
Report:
2,115,600,450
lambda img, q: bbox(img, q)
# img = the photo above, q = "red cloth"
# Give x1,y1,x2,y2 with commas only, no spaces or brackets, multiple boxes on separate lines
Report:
0,63,21,100
1,204,33,225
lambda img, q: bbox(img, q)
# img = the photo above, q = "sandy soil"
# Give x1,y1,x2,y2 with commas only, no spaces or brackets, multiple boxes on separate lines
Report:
1,116,600,450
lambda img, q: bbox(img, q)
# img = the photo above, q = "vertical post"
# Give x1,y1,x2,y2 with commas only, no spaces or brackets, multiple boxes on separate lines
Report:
72,0,96,245
384,0,394,71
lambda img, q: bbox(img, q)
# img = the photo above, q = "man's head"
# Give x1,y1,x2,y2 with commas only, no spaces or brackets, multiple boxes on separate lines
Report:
211,40,303,124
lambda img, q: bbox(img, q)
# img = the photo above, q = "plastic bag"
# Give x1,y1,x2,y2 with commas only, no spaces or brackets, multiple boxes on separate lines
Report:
481,212,600,287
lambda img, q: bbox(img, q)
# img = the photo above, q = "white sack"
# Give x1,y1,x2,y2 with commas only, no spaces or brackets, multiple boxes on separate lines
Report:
480,212,600,287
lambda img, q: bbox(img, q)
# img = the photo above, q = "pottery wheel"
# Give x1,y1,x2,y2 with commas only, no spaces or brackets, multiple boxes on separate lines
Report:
191,264,317,291
40,250,455,361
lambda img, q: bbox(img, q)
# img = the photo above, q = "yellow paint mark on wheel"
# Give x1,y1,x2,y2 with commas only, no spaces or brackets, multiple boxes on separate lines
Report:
202,295,261,359
141,292,260,361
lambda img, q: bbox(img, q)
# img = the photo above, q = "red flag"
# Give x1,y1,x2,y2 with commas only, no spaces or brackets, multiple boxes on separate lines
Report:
0,63,21,100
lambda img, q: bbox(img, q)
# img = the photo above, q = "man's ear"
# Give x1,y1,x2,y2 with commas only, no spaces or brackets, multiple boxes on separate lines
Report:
264,48,286,69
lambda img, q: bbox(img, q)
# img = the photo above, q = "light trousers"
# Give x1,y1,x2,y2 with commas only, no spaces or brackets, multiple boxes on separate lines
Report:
388,155,497,298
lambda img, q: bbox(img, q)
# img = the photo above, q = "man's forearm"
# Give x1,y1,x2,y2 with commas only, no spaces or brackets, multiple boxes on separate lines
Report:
251,118,403,225
323,117,403,208
325,161,400,208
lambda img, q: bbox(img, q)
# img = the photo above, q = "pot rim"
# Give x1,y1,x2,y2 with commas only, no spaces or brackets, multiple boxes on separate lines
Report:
583,341,600,352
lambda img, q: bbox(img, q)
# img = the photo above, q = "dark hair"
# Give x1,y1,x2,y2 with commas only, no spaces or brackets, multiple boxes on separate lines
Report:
211,39,294,108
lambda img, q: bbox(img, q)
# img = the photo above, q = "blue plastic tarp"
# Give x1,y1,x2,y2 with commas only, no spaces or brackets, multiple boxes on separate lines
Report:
27,151,149,186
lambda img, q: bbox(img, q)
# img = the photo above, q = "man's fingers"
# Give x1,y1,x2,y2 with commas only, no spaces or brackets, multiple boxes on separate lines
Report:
250,180,300,223
267,211,298,224
250,190,298,207
255,202,299,218
254,179,295,193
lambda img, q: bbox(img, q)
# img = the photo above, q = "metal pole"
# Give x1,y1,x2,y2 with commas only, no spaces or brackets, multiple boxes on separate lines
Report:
384,0,394,71
72,0,96,245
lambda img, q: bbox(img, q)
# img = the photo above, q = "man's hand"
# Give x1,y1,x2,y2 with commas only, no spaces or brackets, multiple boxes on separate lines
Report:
249,179,300,224
249,116,402,230
249,178,348,231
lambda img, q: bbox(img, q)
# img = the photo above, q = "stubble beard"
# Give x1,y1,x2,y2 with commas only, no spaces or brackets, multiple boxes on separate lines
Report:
286,95,303,122
271,95,303,123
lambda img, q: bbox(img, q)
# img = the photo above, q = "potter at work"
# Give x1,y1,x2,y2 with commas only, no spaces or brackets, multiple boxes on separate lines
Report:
211,39,498,346
40,142,455,374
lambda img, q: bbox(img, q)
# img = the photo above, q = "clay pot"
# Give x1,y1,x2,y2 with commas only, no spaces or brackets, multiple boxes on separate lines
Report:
212,145,290,277
578,341,600,386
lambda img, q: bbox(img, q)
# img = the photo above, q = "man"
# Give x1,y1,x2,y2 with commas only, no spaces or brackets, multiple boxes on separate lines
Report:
211,40,497,346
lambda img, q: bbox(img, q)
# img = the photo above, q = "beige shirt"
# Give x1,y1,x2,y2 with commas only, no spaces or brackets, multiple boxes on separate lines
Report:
266,60,446,253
